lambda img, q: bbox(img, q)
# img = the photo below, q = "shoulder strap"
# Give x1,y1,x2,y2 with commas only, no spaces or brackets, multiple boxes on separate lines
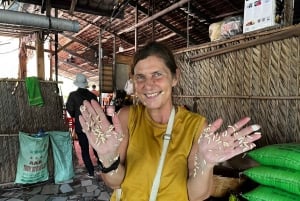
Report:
149,106,175,201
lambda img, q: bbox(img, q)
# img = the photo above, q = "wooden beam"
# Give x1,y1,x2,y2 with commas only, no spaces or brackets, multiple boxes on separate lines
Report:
129,2,199,44
57,15,101,53
61,49,98,68
69,0,77,14
67,13,135,47
16,0,122,17
59,59,97,76
57,33,98,53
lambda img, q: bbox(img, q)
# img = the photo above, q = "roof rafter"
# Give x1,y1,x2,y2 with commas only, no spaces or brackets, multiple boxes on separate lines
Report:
129,1,199,44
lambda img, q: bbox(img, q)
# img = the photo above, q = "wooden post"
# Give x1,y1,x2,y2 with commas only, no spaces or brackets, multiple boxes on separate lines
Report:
284,0,294,26
49,38,53,81
36,31,45,80
18,38,27,79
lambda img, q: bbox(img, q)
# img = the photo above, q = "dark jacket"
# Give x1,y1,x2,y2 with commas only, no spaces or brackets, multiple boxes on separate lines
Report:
66,88,98,133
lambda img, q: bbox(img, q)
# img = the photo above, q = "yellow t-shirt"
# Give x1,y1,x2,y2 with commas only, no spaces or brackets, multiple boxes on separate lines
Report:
111,104,206,201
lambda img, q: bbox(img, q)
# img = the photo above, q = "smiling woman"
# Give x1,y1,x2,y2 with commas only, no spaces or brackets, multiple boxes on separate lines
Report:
78,41,262,201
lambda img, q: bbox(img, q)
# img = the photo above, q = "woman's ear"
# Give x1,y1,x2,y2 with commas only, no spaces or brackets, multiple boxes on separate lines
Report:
172,68,180,87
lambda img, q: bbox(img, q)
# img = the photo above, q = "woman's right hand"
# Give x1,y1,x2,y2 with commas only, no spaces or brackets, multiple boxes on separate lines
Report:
79,99,124,166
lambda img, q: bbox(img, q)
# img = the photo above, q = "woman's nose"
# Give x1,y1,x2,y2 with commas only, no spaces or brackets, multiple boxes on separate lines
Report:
144,77,155,88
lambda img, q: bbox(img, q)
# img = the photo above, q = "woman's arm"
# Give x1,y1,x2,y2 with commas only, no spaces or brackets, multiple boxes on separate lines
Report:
187,117,261,201
79,100,130,188
99,106,130,188
187,133,214,201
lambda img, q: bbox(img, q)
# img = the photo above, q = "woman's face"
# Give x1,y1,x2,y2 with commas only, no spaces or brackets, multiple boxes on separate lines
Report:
133,55,178,110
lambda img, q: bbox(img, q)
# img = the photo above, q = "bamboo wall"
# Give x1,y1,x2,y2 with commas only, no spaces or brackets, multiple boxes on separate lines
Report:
173,24,300,148
0,80,68,185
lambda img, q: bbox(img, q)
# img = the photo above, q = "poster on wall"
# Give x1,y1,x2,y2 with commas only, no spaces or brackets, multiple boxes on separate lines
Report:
243,0,277,33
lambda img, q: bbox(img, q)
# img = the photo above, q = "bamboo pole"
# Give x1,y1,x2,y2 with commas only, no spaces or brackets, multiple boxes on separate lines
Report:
0,79,63,83
173,95,300,100
0,134,19,137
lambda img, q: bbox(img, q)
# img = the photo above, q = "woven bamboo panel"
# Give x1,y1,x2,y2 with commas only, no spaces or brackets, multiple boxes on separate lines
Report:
0,80,68,185
173,29,300,148
0,81,67,133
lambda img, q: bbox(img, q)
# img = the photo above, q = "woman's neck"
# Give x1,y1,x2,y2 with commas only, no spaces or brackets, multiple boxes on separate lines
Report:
147,104,174,124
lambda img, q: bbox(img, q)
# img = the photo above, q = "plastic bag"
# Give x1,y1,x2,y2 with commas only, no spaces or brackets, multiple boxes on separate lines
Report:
15,131,49,184
221,15,243,39
242,185,299,201
243,165,300,196
209,21,223,41
49,131,74,184
247,143,300,171
124,79,134,95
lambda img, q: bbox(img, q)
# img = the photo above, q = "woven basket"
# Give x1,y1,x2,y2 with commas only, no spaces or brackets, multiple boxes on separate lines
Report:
211,175,246,197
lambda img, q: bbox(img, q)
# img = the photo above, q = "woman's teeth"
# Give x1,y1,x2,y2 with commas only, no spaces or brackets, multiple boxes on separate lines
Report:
146,92,160,97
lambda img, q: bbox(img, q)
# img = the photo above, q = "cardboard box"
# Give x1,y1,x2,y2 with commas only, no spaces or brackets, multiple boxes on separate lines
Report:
243,0,277,33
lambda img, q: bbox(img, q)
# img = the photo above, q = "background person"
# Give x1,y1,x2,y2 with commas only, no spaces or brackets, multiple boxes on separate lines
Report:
66,73,100,178
79,41,262,200
91,84,100,100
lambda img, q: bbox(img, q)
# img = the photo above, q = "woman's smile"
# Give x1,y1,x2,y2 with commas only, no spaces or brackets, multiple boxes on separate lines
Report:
144,91,163,98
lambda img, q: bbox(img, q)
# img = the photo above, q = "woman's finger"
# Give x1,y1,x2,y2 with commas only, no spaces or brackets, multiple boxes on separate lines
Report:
232,124,261,141
206,118,223,133
111,113,125,141
81,100,111,130
79,115,88,131
227,117,251,134
79,100,93,121
90,99,105,115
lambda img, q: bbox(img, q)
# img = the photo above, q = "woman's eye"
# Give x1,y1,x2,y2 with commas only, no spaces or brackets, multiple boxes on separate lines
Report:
153,72,162,78
134,75,145,82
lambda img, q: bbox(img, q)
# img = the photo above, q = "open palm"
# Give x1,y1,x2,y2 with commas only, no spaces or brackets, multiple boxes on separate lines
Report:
198,117,261,165
79,100,124,163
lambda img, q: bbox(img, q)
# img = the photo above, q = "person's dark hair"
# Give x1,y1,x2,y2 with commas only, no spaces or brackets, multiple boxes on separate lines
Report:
132,41,178,76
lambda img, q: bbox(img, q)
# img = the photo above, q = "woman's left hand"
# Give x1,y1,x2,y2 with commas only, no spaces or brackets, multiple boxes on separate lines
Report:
197,117,261,166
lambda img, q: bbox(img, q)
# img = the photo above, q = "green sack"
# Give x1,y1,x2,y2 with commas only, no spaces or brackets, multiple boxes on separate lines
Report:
242,185,299,201
15,132,49,184
243,166,300,196
248,143,300,171
49,131,74,184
